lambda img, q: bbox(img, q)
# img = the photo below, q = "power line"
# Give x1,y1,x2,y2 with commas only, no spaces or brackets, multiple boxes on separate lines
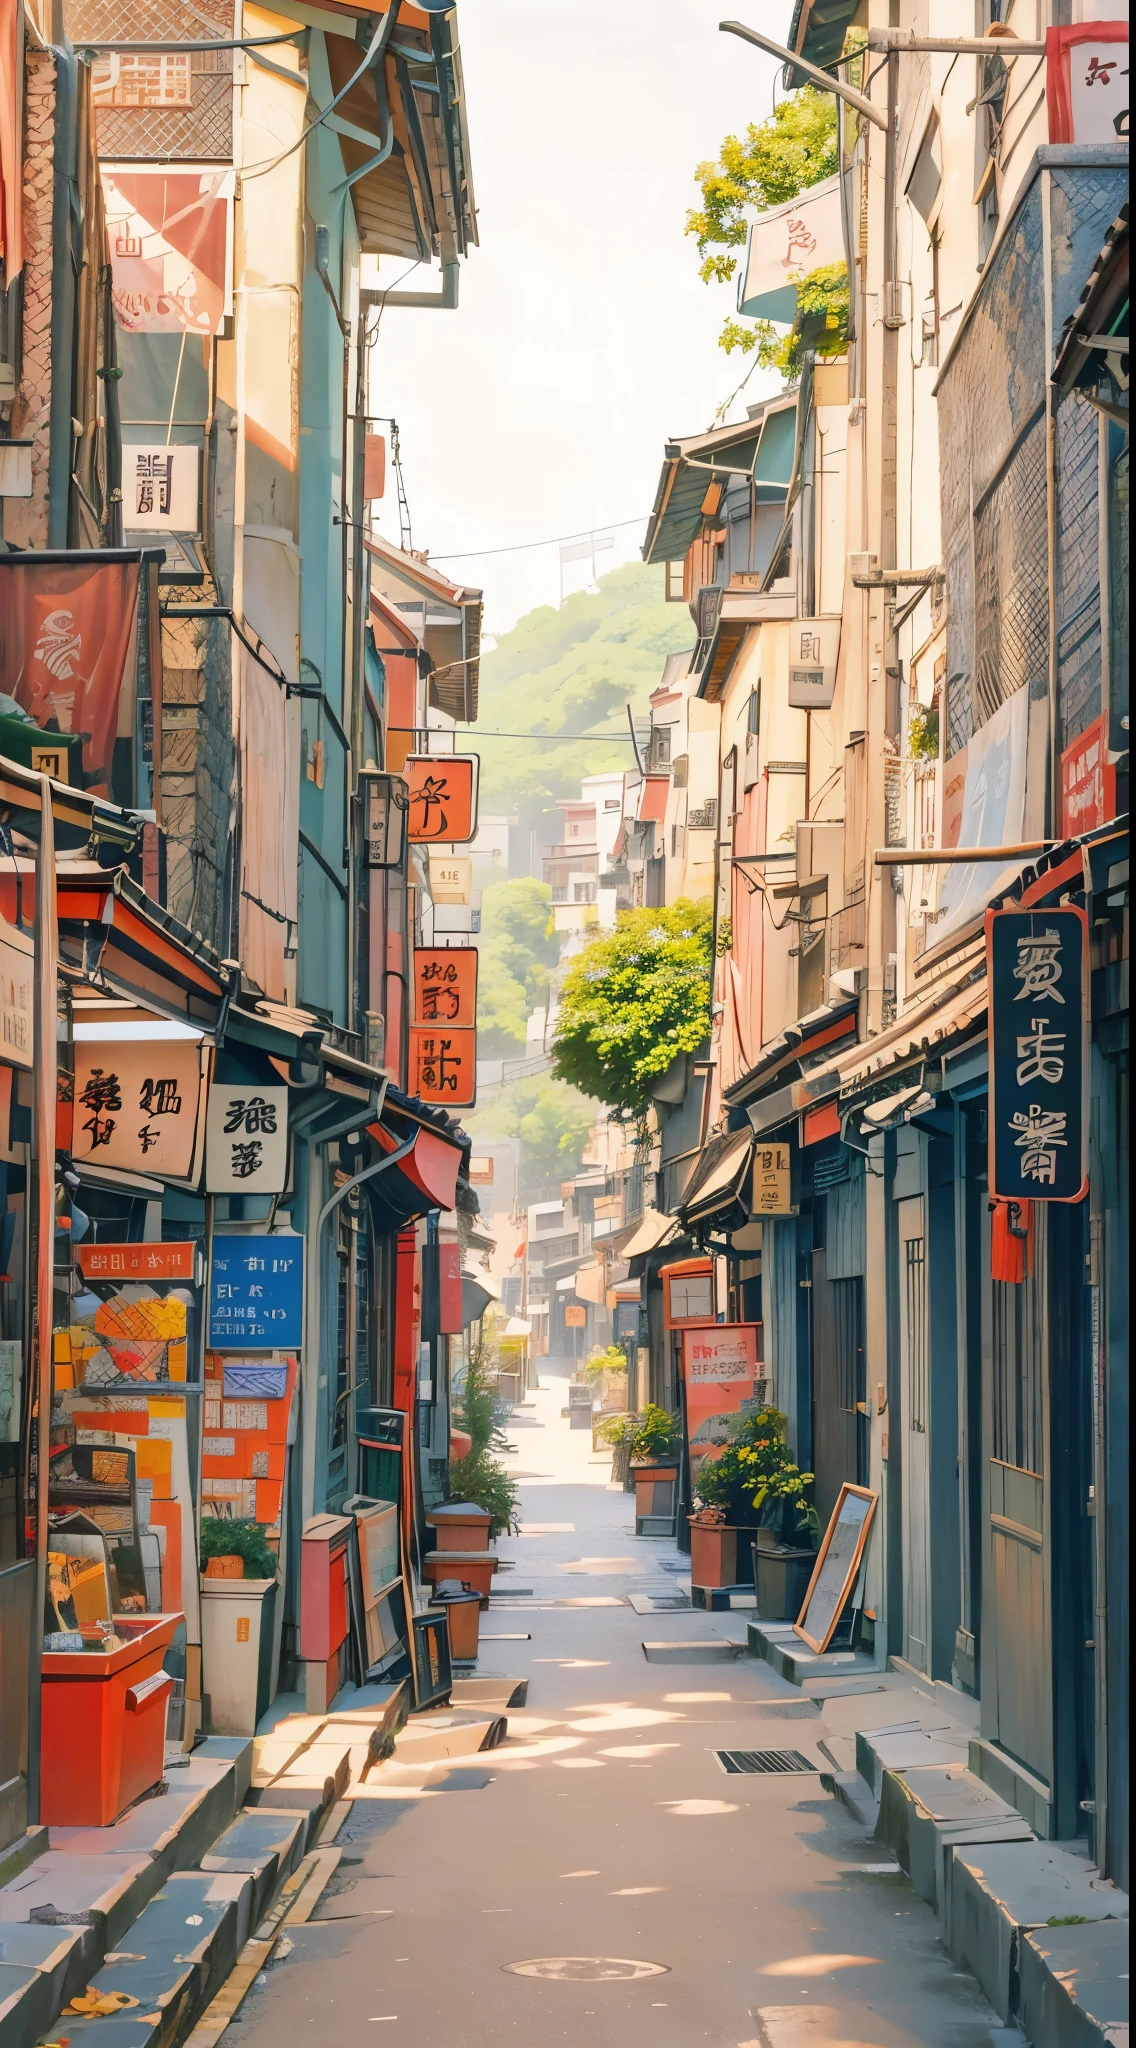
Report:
429,515,649,562
454,729,640,742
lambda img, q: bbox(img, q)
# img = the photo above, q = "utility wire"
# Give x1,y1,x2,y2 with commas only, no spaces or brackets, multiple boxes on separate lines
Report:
429,515,648,562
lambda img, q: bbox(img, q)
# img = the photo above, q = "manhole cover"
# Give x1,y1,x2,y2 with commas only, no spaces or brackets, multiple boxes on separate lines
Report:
503,1958,670,1982
715,1748,818,1774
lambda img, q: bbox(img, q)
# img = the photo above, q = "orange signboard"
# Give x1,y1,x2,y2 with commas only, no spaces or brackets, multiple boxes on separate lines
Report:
404,754,478,843
408,1026,476,1108
78,1241,198,1282
412,947,478,1028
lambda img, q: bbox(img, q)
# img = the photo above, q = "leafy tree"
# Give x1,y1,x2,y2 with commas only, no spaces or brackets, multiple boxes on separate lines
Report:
687,86,838,287
467,1072,596,1181
551,900,713,1125
687,85,846,369
475,877,559,1055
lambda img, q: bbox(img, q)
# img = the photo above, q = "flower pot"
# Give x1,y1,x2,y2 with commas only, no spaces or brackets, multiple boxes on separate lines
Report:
40,1614,180,1826
689,1520,737,1589
751,1541,816,1624
204,1554,244,1579
431,1583,482,1661
632,1459,679,1536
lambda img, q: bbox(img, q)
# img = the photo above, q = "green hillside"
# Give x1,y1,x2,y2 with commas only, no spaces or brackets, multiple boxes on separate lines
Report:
463,562,693,851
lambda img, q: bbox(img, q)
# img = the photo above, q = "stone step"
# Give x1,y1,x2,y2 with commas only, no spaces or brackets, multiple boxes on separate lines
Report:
746,1620,878,1687
948,1840,1128,2027
876,1762,1032,1906
856,1723,970,1797
197,1809,306,1931
1018,1918,1129,2047
39,1870,252,2048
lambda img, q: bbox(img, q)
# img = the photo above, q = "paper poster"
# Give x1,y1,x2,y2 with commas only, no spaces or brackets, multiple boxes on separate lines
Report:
681,1323,759,1490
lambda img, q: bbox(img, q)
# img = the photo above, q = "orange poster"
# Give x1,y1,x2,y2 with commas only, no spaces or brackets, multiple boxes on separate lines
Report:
404,754,478,843
0,557,140,792
409,1026,476,1108
680,1324,759,1489
102,168,233,335
72,1038,208,1180
412,948,478,1027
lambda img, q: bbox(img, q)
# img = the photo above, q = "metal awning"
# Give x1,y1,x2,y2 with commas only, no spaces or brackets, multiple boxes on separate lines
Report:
677,1127,754,1225
641,397,796,566
609,1207,680,1259
724,994,859,1108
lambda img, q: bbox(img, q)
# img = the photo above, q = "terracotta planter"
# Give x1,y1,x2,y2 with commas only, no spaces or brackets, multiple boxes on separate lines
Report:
426,1502,491,1552
432,1587,481,1660
689,1520,737,1589
632,1458,679,1535
204,1554,244,1579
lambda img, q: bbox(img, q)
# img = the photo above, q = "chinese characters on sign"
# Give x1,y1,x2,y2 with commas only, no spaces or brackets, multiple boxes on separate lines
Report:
412,948,478,1027
752,1144,793,1216
126,445,200,533
987,907,1089,1204
78,1241,198,1282
681,1326,758,1383
208,1236,304,1349
408,1027,476,1108
205,1085,289,1194
71,1040,206,1179
404,754,478,843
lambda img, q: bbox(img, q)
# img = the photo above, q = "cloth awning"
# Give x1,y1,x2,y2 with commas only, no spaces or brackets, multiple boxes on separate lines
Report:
609,1206,680,1259
677,1127,754,1225
461,1270,497,1325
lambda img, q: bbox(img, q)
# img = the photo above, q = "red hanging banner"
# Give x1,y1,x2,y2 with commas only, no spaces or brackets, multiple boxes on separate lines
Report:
0,556,140,793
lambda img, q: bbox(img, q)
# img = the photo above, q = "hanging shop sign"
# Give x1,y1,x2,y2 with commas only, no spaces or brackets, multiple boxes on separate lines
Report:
661,1258,714,1328
737,174,844,324
208,1235,304,1350
752,1142,794,1216
986,905,1089,1204
427,853,472,903
0,555,140,793
564,1305,587,1329
359,768,408,869
408,1026,476,1108
412,947,478,1028
787,617,841,710
0,913,33,1070
79,1240,199,1283
1060,713,1117,839
72,1037,209,1181
101,167,235,335
1046,23,1129,145
123,443,201,534
680,1323,759,1491
404,754,479,843
205,1084,289,1194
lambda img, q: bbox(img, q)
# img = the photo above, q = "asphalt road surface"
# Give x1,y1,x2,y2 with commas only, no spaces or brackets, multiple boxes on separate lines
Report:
233,1369,1008,2048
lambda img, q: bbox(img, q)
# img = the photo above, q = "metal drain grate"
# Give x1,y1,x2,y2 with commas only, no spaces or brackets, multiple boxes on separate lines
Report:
715,1748,818,1775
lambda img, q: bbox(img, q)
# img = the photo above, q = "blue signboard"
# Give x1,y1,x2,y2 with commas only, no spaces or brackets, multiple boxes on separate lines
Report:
208,1234,304,1349
987,906,1089,1204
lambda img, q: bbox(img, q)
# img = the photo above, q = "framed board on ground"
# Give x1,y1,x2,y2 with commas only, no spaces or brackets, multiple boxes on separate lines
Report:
793,1482,878,1654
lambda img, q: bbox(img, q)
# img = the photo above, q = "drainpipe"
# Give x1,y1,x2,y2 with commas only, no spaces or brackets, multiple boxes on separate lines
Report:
28,777,58,1823
47,47,77,549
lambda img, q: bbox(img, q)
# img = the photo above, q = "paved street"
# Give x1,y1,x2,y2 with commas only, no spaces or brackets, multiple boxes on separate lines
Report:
234,1371,1006,2048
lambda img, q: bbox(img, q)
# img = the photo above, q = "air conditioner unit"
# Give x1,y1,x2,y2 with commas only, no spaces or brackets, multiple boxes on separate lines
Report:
787,617,841,709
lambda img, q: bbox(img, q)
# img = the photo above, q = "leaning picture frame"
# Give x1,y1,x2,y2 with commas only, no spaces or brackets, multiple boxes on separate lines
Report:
793,1482,878,1654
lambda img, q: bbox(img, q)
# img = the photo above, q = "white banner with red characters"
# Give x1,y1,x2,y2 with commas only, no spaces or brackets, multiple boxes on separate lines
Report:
102,167,235,334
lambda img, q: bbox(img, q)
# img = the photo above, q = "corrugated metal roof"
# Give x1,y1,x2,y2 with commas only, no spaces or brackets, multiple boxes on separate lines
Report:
642,398,797,566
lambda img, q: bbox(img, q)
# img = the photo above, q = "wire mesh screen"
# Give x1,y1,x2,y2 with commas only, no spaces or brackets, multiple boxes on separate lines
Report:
972,414,1049,728
67,0,234,161
1055,393,1104,751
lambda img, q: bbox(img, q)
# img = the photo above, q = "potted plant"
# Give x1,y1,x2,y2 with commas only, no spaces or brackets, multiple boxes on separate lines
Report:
628,1405,681,1535
596,1411,637,1488
198,1520,279,1736
747,1462,820,1623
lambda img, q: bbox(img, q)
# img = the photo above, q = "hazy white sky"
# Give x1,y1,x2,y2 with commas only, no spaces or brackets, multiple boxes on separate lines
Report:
366,0,793,634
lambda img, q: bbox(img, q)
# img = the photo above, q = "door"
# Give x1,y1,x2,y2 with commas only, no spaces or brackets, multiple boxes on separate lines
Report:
810,1251,865,1530
0,1561,33,1848
981,1200,1052,1786
897,1195,931,1672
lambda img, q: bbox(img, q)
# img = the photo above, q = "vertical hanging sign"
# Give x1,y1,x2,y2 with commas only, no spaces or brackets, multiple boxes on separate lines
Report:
986,906,1089,1204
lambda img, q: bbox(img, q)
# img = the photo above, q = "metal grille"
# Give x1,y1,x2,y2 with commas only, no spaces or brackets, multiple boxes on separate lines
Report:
904,1239,928,1435
834,1276,865,1415
67,0,233,160
715,1749,817,1774
972,416,1048,726
1056,395,1103,749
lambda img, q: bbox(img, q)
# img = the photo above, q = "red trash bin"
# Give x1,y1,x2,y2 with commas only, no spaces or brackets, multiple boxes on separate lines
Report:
39,1613,180,1826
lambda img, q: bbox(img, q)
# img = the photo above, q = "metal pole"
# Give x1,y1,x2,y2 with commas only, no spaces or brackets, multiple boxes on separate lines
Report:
718,20,889,129
28,777,58,1825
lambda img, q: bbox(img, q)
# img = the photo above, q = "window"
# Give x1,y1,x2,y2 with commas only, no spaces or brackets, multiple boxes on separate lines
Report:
747,686,761,736
904,1237,928,1434
833,1276,865,1414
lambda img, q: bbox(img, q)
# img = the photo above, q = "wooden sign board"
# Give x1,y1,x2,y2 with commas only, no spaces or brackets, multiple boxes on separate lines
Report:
564,1304,587,1329
752,1143,793,1216
409,1026,476,1108
72,1038,209,1182
404,754,478,844
794,1482,878,1654
412,948,478,1028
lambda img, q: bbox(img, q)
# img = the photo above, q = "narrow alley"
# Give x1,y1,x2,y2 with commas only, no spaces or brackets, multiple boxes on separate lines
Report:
232,1371,1008,2048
